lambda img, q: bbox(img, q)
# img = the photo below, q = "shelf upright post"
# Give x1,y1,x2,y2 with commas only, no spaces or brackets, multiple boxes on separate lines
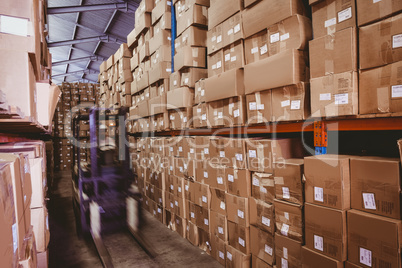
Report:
314,121,327,155
171,0,176,73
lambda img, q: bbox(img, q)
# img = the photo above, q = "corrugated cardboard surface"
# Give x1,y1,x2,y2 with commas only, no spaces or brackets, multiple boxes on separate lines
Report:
176,4,208,36
347,209,402,268
301,246,343,268
227,221,250,255
246,90,272,125
274,199,304,243
249,197,275,234
250,225,275,265
207,24,223,55
175,26,207,53
251,172,275,204
208,0,242,30
167,87,194,109
226,244,251,268
224,95,247,127
210,235,226,266
210,188,227,215
356,0,402,26
210,210,228,242
205,68,244,102
180,67,208,88
208,49,224,77
304,154,351,210
275,233,302,268
174,46,207,71
222,12,244,47
244,30,268,65
223,40,245,71
274,158,304,206
194,79,206,104
359,61,402,114
226,168,251,198
350,156,401,219
226,193,249,227
207,99,224,127
152,0,171,24
192,102,209,128
309,27,357,79
251,255,272,268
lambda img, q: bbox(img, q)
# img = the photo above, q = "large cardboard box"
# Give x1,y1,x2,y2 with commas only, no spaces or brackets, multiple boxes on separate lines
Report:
149,62,171,85
301,247,344,268
175,26,207,53
208,163,226,191
194,79,206,104
251,255,272,268
228,221,250,255
180,68,208,88
167,87,194,109
311,0,356,39
135,12,152,38
267,15,312,57
210,236,226,265
192,102,209,128
226,168,251,198
246,90,272,125
250,226,275,265
356,0,402,27
225,138,247,169
223,95,247,127
242,0,305,38
251,172,275,204
310,71,359,117
31,206,50,253
223,40,245,71
208,0,243,29
152,0,171,24
222,13,244,48
274,158,304,205
169,71,181,90
174,46,207,71
249,197,275,234
207,24,223,55
244,30,268,65
271,82,310,122
204,68,245,102
29,158,45,209
226,194,249,227
359,61,402,114
208,49,224,77
305,203,347,261
226,245,251,268
309,27,357,79
150,45,171,67
274,199,304,243
304,155,351,210
186,220,199,246
360,13,402,70
275,233,302,268
211,188,227,215
350,157,401,219
210,210,228,242
176,4,208,35
348,209,402,268
244,50,308,94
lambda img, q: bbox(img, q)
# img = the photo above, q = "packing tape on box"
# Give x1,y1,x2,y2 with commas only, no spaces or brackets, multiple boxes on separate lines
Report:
380,0,393,20
377,87,390,113
257,143,265,171
326,1,337,35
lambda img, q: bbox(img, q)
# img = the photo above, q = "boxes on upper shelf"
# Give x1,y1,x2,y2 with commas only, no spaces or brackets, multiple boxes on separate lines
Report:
244,30,268,65
174,46,207,71
301,247,343,268
249,197,275,234
207,24,223,55
175,26,207,53
176,4,208,36
275,233,302,268
246,90,272,125
222,13,244,48
274,158,304,205
250,225,275,266
274,199,304,243
208,0,243,30
204,68,244,102
356,0,402,27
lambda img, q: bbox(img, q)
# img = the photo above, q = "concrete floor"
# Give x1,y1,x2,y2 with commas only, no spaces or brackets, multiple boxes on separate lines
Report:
48,171,223,268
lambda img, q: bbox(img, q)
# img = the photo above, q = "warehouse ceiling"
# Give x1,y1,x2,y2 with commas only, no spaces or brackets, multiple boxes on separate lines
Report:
47,0,140,85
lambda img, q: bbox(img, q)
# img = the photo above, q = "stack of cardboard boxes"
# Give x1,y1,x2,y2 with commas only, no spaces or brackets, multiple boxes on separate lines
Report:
0,141,50,268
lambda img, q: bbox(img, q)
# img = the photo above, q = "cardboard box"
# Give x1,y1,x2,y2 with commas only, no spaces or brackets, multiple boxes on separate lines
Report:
226,244,251,268
37,250,49,268
274,158,304,205
250,226,275,265
244,30,268,65
359,61,402,114
226,194,249,227
251,172,275,204
310,71,359,117
224,138,247,169
180,68,208,88
210,210,228,242
275,233,302,268
274,199,304,243
226,168,251,198
170,71,181,90
249,197,275,234
149,29,171,55
136,71,150,91
152,0,171,24
36,83,61,127
309,27,357,79
167,87,194,109
135,12,152,37
251,255,272,268
304,154,351,210
224,95,247,128
210,236,226,266
208,49,224,77
223,40,245,71
208,100,225,127
193,102,209,128
194,79,206,104
208,0,243,29
198,228,212,255
242,0,305,38
208,163,226,191
348,209,402,268
359,13,402,70
29,158,45,209
271,82,310,122
246,90,272,125
149,62,172,85
244,49,308,94
174,46,207,71
205,68,244,102
175,26,207,53
222,13,244,47
305,203,347,261
228,221,250,255
311,0,356,39
207,24,223,55
350,156,401,219
194,181,211,209
176,4,208,35
150,45,171,67
186,220,200,246
357,0,402,26
174,214,187,238
301,247,344,268
31,206,50,253
211,188,227,215
267,15,312,57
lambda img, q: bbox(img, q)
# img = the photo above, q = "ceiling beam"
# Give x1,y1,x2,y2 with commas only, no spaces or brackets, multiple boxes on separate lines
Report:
47,3,135,14
52,69,98,78
52,55,105,66
48,35,122,47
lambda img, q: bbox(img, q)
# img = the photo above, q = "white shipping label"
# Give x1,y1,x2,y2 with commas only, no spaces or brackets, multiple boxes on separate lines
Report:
204,148,209,154
224,54,231,62
220,201,226,210
0,15,29,37
262,216,270,227
281,224,290,236
204,219,209,226
238,237,245,247
249,102,257,110
185,185,189,191
228,29,234,36
231,56,237,62
170,166,173,171
204,171,208,178
202,196,207,203
191,212,195,218
265,245,273,256
179,146,183,152
170,147,174,152
257,104,265,110
236,154,243,161
158,208,162,213
212,36,216,42
227,252,233,261
314,187,324,202
335,93,348,105
283,247,288,259
197,108,202,113
202,114,207,120
392,85,402,98
281,100,290,107
170,202,174,208
284,212,289,220
280,33,290,41
12,223,17,252
373,0,382,3
190,148,195,154
217,177,224,185
178,187,182,193
228,174,234,182
325,17,337,28
282,187,290,199
219,251,225,260
270,33,280,43
218,227,224,234
179,166,183,172
314,235,324,251
218,112,223,119
184,78,189,84
260,186,267,194
260,44,268,55
360,248,372,267
234,24,241,33
338,7,352,23
220,151,225,157
363,193,377,210
184,117,188,123
320,93,331,101
251,47,259,54
282,258,289,268
201,89,205,96
238,209,244,219
291,100,301,110
175,201,178,206
234,109,240,118
167,1,172,5
253,177,260,186
249,150,257,158
173,80,177,86
217,61,222,69
217,35,222,43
